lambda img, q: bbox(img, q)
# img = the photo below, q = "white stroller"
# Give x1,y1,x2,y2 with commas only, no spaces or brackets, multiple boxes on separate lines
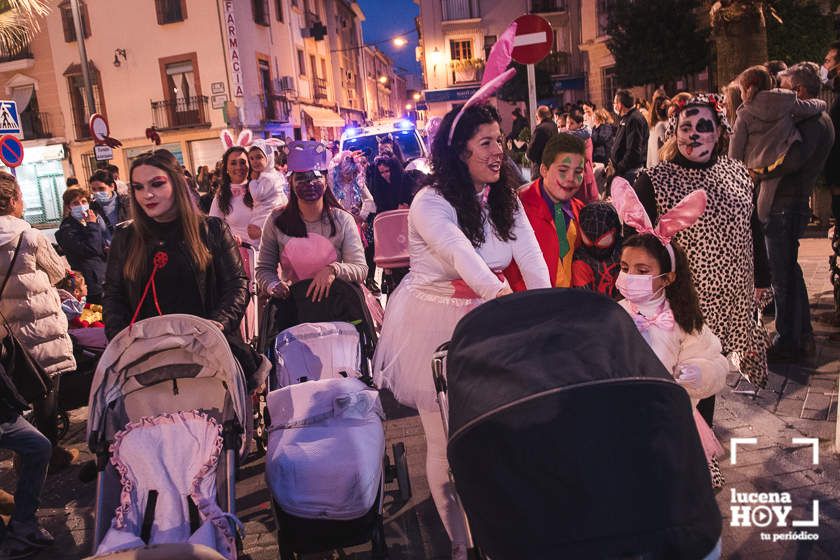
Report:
86,315,250,560
260,279,411,560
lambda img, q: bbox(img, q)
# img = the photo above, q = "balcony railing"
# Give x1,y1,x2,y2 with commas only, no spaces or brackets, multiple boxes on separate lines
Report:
0,46,33,64
531,0,566,13
20,111,51,139
313,77,328,100
441,0,476,21
305,9,319,28
537,51,571,76
259,94,291,122
151,95,210,129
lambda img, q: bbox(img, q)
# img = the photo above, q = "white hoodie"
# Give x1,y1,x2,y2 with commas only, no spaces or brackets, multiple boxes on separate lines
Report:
0,215,75,375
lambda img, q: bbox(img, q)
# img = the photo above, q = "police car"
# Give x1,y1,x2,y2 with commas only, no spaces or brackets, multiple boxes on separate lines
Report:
339,120,430,174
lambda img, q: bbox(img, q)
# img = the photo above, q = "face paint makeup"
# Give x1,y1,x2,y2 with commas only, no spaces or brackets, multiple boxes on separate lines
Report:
294,175,326,201
676,106,719,163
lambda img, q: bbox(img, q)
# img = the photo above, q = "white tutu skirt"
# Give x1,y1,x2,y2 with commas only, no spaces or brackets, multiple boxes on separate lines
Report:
373,280,484,412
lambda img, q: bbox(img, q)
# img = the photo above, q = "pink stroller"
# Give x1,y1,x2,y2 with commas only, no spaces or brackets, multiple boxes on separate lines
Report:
372,209,409,296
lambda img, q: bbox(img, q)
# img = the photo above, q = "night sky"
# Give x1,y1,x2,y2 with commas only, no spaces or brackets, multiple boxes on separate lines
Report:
357,0,422,78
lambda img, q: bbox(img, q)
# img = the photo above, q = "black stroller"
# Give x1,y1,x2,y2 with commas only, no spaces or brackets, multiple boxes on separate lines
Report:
258,278,410,560
433,289,722,560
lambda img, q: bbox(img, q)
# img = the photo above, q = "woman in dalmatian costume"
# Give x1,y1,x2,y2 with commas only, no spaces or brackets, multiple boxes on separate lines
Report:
631,93,772,423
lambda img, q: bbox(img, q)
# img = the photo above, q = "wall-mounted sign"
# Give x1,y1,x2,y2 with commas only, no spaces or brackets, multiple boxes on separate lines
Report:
211,82,226,94
211,94,228,110
94,145,113,161
222,1,244,97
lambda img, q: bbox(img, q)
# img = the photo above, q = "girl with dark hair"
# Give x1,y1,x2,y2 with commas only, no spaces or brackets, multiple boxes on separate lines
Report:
373,103,550,559
209,146,276,250
612,179,729,491
104,150,269,391
256,141,368,303
646,93,670,167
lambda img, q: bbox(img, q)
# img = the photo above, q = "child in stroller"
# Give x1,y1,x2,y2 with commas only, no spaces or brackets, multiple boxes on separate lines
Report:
258,278,410,560
86,315,250,560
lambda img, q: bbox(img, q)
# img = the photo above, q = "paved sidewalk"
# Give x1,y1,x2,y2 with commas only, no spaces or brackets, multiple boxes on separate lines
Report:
2,238,839,559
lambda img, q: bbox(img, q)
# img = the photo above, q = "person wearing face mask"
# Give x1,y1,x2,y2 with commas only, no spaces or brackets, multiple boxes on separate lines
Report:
505,133,587,291
88,169,130,235
373,103,550,560
55,187,109,305
613,178,730,493
256,141,368,304
631,94,771,426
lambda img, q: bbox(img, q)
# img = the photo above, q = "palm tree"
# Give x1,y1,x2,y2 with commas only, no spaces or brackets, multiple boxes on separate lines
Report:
0,0,49,56
710,0,768,88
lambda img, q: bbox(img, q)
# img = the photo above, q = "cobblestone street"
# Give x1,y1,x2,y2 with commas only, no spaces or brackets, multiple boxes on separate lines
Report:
2,238,840,560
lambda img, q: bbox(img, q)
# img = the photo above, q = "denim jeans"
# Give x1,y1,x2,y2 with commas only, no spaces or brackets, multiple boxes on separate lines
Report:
0,414,52,529
764,206,812,351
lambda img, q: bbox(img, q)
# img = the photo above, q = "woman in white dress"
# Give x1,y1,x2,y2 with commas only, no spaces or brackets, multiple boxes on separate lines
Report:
373,104,551,559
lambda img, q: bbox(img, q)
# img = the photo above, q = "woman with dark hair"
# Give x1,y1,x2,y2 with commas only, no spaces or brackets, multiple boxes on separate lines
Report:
373,104,550,559
256,140,367,303
102,148,252,353
632,93,771,424
209,146,274,249
646,93,670,167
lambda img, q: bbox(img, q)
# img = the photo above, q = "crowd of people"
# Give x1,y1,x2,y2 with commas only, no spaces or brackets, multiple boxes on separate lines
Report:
1,43,839,559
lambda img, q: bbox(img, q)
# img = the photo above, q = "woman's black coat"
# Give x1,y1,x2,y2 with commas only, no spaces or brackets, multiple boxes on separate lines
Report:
102,216,248,340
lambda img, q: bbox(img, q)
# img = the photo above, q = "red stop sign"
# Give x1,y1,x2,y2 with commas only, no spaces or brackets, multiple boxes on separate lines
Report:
511,14,553,65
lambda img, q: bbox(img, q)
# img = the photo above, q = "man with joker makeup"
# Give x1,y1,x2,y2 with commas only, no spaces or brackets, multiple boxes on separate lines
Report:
631,93,771,424
505,133,587,291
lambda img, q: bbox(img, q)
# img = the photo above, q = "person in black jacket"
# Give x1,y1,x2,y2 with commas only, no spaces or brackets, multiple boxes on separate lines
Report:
591,108,616,165
526,105,559,180
102,150,264,390
823,42,840,222
0,362,54,557
88,169,130,234
55,187,108,304
609,89,649,188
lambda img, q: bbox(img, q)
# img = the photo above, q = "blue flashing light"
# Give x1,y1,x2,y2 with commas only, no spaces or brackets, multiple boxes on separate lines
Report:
395,119,414,130
342,127,360,140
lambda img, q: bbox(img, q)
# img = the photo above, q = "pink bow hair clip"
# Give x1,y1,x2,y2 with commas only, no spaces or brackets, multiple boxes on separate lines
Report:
611,177,707,268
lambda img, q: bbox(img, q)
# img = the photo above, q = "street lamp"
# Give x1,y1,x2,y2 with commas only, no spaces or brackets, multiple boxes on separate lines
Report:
378,75,388,84
393,37,407,48
413,92,421,101
405,103,412,110
429,46,443,77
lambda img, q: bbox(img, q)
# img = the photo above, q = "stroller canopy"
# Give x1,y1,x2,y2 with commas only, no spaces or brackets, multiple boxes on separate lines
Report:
446,289,722,560
87,315,249,451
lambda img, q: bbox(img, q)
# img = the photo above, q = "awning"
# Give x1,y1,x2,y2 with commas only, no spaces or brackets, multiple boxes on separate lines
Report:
63,60,99,76
303,105,345,128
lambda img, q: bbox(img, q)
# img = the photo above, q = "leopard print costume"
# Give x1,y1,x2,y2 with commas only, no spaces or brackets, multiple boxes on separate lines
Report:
646,155,769,388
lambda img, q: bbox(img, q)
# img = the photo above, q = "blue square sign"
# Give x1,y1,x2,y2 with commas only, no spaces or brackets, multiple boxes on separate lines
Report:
0,101,20,135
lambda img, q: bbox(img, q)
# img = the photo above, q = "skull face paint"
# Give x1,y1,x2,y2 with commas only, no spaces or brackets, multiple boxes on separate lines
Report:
676,106,720,163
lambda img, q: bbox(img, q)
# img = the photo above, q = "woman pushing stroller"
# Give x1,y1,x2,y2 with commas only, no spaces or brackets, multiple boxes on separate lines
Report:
102,149,266,391
372,93,550,557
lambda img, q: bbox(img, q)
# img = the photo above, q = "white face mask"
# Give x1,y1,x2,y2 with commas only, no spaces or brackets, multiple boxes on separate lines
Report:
615,271,666,305
820,64,830,84
676,106,719,164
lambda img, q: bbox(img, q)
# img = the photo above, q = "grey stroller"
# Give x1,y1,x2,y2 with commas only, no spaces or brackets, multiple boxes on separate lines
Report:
86,315,250,559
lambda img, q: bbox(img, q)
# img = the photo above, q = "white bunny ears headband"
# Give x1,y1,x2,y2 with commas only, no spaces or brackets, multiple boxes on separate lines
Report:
220,128,253,149
611,177,707,271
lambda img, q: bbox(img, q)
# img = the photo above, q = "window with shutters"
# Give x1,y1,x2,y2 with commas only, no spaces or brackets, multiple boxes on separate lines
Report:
297,49,306,76
275,0,284,22
449,39,472,61
155,0,187,25
67,71,105,140
253,0,270,25
59,0,91,42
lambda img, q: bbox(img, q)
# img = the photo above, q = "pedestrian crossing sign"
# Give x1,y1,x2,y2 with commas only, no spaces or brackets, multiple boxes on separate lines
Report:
0,101,20,135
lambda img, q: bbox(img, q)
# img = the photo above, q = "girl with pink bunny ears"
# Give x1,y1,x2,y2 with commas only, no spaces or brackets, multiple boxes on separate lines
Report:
612,177,730,490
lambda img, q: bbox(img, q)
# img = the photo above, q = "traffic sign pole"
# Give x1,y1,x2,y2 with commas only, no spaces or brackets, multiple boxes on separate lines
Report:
527,63,538,132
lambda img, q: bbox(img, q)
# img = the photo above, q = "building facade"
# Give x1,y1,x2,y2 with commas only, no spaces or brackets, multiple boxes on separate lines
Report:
415,0,585,120
0,23,70,226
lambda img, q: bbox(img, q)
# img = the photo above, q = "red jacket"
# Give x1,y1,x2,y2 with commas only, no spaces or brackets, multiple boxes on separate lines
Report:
504,179,584,292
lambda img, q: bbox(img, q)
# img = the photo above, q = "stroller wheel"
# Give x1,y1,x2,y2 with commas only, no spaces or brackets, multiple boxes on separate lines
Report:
57,410,70,441
393,442,412,502
371,515,388,559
